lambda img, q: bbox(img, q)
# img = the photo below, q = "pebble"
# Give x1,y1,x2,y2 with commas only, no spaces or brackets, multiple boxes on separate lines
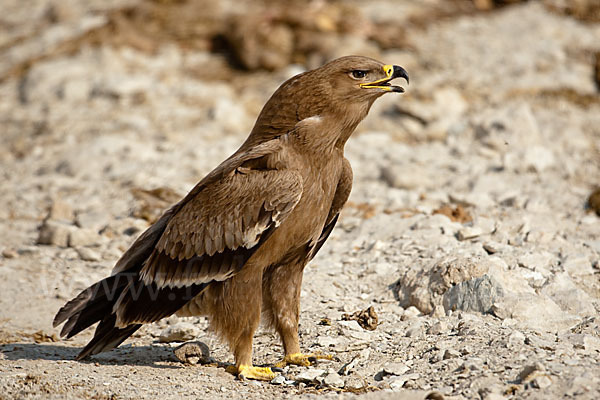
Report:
427,321,447,335
76,247,101,262
37,220,73,247
405,321,424,338
531,375,553,389
173,341,212,365
295,369,326,383
382,362,410,376
401,306,421,320
443,349,461,360
270,375,286,385
457,226,483,241
507,330,526,346
323,372,344,388
158,322,201,343
68,228,102,247
2,248,18,259
517,362,546,383
388,373,420,391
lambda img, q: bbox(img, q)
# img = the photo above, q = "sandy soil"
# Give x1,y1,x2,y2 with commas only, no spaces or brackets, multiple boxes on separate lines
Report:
1,1,599,399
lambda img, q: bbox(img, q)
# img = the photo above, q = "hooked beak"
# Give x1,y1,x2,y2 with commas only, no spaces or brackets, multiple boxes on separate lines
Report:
360,65,409,93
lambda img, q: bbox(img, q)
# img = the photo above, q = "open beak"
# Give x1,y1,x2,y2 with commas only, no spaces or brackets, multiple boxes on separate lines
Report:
360,65,409,93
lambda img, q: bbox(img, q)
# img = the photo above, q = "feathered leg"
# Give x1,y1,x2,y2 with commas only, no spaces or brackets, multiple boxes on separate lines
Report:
202,267,276,380
263,261,332,367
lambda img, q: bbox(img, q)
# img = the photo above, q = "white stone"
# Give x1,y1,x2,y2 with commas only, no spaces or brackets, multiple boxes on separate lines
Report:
522,146,555,172
457,226,483,241
323,372,344,388
295,369,326,383
382,362,410,376
68,228,102,247
76,247,101,262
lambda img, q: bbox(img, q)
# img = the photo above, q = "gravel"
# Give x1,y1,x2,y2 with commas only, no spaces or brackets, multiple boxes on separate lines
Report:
1,0,599,399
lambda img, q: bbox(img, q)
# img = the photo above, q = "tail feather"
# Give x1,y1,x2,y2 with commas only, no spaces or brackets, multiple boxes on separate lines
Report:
54,270,207,360
61,298,114,339
54,275,129,337
75,315,141,360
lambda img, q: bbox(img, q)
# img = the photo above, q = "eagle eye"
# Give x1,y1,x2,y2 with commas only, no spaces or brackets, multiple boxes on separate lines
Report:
351,70,368,79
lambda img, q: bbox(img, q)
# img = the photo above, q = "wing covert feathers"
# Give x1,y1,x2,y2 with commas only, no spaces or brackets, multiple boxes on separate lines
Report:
139,169,303,288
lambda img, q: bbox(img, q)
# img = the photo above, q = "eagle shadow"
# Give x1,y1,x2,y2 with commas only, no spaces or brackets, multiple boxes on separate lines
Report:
1,342,181,369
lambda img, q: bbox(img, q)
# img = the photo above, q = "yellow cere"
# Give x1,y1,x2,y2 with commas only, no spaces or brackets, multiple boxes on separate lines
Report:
383,64,394,78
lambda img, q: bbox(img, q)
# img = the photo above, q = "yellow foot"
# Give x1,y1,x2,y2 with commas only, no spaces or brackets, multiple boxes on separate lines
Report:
275,352,334,368
226,364,278,381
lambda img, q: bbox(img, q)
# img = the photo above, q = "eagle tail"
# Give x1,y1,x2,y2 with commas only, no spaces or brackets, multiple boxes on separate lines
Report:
75,315,141,360
53,274,129,338
54,270,207,360
52,272,139,359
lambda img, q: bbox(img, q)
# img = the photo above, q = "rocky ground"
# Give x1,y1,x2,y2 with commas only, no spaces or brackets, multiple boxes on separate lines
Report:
1,0,600,399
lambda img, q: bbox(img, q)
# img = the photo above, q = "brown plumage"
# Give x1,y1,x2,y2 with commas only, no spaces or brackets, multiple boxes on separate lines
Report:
53,55,408,380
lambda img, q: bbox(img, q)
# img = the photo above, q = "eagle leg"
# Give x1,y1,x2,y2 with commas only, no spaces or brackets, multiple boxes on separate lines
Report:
262,261,306,357
226,364,278,381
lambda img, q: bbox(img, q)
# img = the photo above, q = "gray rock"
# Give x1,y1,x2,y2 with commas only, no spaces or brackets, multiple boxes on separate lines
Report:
159,322,201,343
443,274,504,313
427,320,447,335
517,362,546,383
37,220,74,247
398,256,490,315
173,341,212,365
443,349,460,360
507,330,525,346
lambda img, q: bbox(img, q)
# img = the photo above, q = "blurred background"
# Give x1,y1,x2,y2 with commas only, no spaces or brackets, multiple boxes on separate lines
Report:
1,1,600,397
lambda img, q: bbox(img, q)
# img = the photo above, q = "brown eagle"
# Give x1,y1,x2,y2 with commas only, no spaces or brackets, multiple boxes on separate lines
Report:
53,56,408,380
